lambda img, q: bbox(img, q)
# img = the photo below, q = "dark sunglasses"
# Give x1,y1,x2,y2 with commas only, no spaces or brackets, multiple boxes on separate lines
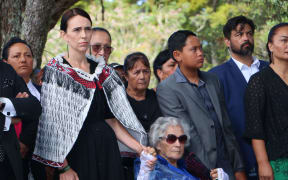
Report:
91,44,113,54
160,134,188,144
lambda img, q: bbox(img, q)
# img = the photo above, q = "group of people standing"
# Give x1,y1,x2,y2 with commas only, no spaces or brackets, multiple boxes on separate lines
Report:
0,6,287,180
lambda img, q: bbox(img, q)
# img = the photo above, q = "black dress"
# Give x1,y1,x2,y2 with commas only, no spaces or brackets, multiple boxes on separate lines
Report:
121,89,162,180
63,59,124,180
244,66,288,161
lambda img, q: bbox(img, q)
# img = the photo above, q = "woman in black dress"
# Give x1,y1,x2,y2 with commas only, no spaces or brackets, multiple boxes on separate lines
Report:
33,8,144,180
244,23,288,179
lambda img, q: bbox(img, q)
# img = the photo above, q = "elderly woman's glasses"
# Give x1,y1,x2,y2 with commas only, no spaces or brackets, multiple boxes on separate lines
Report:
91,44,113,55
160,134,187,144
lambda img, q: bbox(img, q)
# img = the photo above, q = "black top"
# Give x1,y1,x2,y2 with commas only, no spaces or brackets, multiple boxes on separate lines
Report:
244,66,288,161
63,58,124,180
127,89,162,132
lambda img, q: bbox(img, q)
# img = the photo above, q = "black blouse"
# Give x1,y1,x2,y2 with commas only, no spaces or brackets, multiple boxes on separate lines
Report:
127,89,162,132
244,66,288,161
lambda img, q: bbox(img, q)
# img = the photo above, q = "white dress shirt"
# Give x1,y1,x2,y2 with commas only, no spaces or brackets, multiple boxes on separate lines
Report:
27,80,40,101
232,56,260,82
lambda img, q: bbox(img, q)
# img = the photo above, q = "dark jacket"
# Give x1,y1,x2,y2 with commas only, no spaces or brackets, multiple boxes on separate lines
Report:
157,68,244,179
209,58,268,172
0,62,42,180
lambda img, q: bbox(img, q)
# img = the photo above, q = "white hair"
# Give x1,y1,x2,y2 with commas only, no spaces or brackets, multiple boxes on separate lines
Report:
148,117,190,148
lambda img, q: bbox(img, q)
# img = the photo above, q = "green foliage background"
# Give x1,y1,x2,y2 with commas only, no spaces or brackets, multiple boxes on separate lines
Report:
43,0,288,87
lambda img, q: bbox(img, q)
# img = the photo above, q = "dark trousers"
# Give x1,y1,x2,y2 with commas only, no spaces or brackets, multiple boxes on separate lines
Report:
0,155,16,180
121,157,135,180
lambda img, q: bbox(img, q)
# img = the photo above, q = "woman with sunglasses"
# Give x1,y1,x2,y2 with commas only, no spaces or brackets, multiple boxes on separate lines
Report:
89,27,113,63
135,117,228,180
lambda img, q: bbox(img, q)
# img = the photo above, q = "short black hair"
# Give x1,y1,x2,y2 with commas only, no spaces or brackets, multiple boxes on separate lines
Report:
153,49,170,82
168,30,197,61
266,22,288,63
92,27,112,43
2,37,34,60
123,52,150,74
223,15,256,39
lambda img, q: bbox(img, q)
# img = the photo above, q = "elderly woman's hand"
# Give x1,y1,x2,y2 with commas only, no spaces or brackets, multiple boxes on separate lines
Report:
210,168,229,180
141,146,157,170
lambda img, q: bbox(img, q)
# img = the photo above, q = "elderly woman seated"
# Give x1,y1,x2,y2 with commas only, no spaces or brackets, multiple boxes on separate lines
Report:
135,117,228,180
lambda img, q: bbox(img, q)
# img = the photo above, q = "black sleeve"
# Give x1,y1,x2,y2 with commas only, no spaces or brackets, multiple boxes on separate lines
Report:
10,70,42,121
19,118,39,147
244,73,266,141
102,90,115,119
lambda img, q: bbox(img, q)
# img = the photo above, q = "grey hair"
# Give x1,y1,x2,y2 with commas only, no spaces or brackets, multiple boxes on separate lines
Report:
149,117,190,148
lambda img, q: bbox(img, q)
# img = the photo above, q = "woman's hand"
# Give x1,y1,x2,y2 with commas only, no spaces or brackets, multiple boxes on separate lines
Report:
210,169,218,180
210,168,229,180
59,168,79,180
258,161,274,180
141,146,157,170
19,141,29,158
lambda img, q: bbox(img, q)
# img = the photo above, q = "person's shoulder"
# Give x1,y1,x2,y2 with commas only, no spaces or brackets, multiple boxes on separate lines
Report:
259,59,269,64
159,73,176,86
156,74,177,93
249,66,271,83
201,70,219,81
209,59,231,73
0,61,17,75
146,88,156,96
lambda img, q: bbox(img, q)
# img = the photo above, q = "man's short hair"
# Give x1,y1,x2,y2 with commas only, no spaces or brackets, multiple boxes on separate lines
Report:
153,49,170,82
223,15,256,39
168,30,196,61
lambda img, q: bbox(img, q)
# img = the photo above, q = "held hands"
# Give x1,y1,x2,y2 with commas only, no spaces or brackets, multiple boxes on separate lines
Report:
210,168,229,180
137,148,157,180
141,146,157,170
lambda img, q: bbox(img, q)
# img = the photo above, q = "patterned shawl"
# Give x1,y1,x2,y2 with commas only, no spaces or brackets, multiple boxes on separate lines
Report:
33,54,147,167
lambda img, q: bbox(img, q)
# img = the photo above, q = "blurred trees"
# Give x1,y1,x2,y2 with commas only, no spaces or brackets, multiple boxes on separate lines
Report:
0,0,80,68
43,0,287,86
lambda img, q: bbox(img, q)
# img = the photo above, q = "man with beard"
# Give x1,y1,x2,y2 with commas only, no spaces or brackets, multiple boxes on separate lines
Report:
209,16,268,180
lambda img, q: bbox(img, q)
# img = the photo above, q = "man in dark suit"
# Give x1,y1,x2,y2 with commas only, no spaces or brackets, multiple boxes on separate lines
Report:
0,60,41,180
209,16,268,180
157,30,245,180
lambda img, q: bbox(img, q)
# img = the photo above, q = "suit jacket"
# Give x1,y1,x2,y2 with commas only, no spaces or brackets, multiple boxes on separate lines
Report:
156,68,244,179
0,62,42,180
19,82,41,158
209,59,268,172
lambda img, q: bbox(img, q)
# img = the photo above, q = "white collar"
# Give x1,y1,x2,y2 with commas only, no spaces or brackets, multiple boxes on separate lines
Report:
232,56,260,70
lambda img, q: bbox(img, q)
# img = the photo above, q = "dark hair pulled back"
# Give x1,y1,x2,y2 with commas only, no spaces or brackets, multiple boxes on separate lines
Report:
60,8,92,32
266,23,288,63
123,52,150,74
